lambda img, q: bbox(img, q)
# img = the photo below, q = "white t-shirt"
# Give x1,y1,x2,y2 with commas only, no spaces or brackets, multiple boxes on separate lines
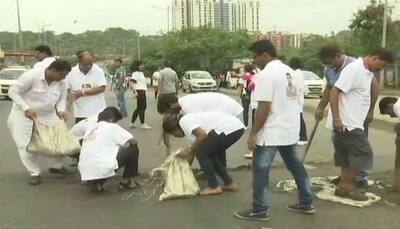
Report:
131,71,147,91
394,100,400,118
179,111,245,142
66,64,107,118
253,60,301,146
78,121,133,181
326,58,374,131
152,71,161,86
70,115,98,139
33,57,57,69
178,92,243,116
293,69,306,112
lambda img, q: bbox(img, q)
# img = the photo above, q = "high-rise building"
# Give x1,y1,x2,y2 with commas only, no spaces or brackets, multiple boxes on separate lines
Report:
171,0,260,32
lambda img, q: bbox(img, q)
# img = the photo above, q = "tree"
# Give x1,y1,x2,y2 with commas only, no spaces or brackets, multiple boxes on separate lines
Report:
158,27,252,75
349,0,393,54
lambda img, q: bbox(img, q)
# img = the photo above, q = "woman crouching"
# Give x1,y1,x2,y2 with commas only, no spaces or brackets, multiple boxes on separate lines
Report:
162,111,245,196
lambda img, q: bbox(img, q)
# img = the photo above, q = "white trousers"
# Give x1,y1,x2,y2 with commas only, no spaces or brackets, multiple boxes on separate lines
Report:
7,110,63,176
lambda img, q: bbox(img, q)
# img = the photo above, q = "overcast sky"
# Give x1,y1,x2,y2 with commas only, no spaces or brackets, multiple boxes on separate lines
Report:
1,0,399,35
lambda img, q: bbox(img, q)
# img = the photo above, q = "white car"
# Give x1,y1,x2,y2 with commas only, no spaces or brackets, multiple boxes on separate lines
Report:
303,71,326,97
0,67,29,99
182,71,217,93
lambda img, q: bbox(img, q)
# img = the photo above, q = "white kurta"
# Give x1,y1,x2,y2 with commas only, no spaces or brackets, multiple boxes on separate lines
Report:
7,68,66,176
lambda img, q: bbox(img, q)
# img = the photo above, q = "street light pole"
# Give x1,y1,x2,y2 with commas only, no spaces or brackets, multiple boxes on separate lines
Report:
16,0,24,50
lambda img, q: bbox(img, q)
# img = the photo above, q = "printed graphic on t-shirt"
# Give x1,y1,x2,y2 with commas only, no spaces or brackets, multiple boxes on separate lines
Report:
286,73,298,98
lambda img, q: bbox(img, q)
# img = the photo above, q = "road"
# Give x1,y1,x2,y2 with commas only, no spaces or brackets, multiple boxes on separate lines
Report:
0,89,400,229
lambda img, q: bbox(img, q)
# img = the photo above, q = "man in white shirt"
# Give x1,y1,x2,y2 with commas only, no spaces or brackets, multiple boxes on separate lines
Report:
157,92,243,165
76,108,139,193
329,49,394,201
66,51,107,163
33,45,57,69
162,111,244,196
152,69,161,99
157,92,243,116
7,60,72,185
235,40,315,222
288,57,308,145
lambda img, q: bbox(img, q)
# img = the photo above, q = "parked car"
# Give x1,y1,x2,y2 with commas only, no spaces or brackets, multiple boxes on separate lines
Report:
182,71,217,93
303,71,326,98
0,67,29,99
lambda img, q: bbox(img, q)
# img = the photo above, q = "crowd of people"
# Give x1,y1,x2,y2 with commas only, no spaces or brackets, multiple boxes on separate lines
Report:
6,39,396,222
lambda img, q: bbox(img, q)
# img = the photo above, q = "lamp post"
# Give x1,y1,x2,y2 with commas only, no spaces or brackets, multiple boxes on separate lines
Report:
16,0,24,50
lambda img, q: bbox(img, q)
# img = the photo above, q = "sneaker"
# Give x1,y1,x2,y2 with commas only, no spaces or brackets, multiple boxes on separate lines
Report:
140,123,152,130
244,151,253,159
129,123,136,129
355,179,369,192
287,203,316,214
48,167,74,175
28,175,41,185
297,141,308,146
234,209,270,222
334,188,369,201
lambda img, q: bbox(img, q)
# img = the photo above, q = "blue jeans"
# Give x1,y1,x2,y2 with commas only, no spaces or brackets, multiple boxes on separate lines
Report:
115,90,127,117
252,145,313,212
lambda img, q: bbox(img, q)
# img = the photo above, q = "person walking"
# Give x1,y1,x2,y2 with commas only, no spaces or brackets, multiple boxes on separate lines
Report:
152,69,161,99
288,57,308,145
235,40,315,222
129,60,151,130
111,58,128,117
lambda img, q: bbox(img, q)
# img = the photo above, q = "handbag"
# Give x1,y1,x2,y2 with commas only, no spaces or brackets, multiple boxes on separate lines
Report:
27,120,81,157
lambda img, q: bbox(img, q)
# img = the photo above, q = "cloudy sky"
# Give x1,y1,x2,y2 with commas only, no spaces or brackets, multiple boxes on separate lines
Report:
1,0,399,35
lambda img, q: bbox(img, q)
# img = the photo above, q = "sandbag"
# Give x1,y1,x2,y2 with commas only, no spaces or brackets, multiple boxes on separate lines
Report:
152,151,200,201
27,120,81,157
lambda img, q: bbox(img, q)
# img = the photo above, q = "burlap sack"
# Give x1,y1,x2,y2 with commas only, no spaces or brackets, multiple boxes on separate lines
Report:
154,152,200,201
27,120,81,157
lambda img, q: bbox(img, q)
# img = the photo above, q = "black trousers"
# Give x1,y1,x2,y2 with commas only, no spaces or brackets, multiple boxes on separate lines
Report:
116,143,140,179
299,113,308,141
241,94,250,127
196,129,244,188
131,90,147,124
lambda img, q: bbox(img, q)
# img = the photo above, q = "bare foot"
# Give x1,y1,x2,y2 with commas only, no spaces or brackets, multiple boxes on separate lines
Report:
200,187,223,196
222,183,239,192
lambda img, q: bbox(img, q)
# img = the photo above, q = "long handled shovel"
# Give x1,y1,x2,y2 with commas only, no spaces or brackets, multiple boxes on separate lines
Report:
302,120,321,162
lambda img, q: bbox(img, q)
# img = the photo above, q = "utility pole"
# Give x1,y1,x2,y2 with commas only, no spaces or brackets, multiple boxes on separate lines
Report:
16,0,24,64
167,6,170,32
380,0,389,89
